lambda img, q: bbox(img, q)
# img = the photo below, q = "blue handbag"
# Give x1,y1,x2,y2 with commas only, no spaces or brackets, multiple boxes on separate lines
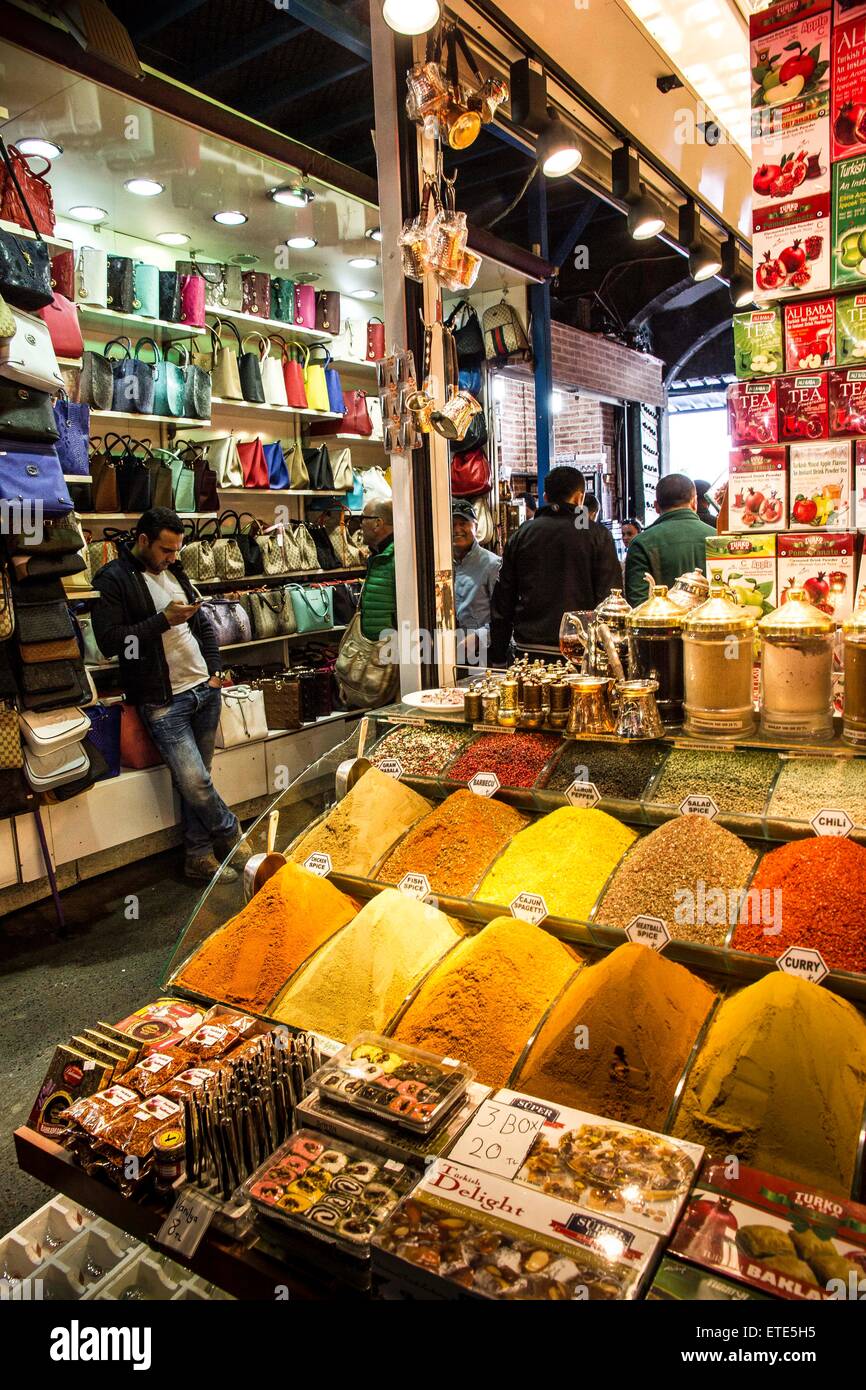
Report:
106,336,155,415
263,440,289,490
288,582,334,634
345,469,365,511
52,393,90,475
83,703,121,779
136,337,184,418
459,366,483,398
324,351,345,416
0,441,72,515
132,261,159,318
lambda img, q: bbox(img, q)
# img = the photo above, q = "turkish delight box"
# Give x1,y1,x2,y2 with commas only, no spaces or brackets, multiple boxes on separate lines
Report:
705,534,778,617
778,371,829,440
732,307,784,378
831,14,866,163
749,1,830,115
670,1160,866,1302
835,290,866,363
829,364,866,434
783,295,835,370
751,90,830,218
832,156,866,287
728,447,788,531
727,379,779,445
753,192,831,298
777,530,856,618
855,438,866,526
789,439,852,529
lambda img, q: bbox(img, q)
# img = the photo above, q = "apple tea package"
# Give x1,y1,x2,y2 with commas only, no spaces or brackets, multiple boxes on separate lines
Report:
783,296,835,370
732,307,784,378
832,155,866,287
728,446,788,531
705,533,778,618
789,439,852,529
749,0,831,116
836,290,866,363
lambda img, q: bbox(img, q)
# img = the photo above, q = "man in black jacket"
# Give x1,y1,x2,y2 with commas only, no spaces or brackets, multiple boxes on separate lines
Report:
489,466,623,664
92,507,246,883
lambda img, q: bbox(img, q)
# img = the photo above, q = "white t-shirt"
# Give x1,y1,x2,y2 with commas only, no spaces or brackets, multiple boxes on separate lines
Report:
143,568,209,696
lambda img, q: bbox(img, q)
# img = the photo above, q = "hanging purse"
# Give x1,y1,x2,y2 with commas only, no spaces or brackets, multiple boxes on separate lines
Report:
107,336,156,415
261,335,289,407
0,441,72,516
239,333,266,404
483,296,532,364
50,251,75,301
177,258,224,310
115,440,154,512
342,389,373,437
106,255,134,313
210,319,244,400
77,246,108,308
360,465,393,505
146,452,173,509
37,292,83,360
316,291,341,334
241,271,270,319
451,446,491,496
158,269,181,322
303,444,334,491
52,393,89,472
288,583,334,634
293,284,316,329
283,341,309,409
79,350,114,410
0,137,55,235
0,700,22,769
330,446,354,492
304,348,330,413
23,740,90,792
446,298,485,361
132,261,159,318
0,380,58,441
366,317,385,361
0,308,64,393
180,519,217,582
263,440,289,489
19,703,91,754
179,270,206,328
238,436,269,488
270,278,295,323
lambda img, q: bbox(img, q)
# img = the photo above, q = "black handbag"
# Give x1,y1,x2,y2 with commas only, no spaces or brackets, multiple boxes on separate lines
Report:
0,768,38,818
106,337,157,415
0,381,59,441
332,581,360,626
20,657,87,695
451,410,488,454
303,445,334,491
16,601,74,644
9,573,67,605
106,254,134,313
115,439,154,512
158,269,181,322
308,524,341,571
0,144,52,310
193,451,220,513
447,299,485,362
79,350,114,410
239,335,266,404
11,550,87,583
8,514,83,556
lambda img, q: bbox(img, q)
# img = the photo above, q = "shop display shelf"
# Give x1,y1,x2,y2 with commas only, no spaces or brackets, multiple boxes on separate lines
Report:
76,304,196,340
328,433,382,442
330,357,376,373
216,487,352,497
78,511,218,521
88,408,212,426
57,356,82,368
0,218,73,254
210,306,331,341
219,626,347,651
209,397,342,419
192,568,364,588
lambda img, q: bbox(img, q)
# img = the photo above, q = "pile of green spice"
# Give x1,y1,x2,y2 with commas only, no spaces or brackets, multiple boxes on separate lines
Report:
596,815,757,946
371,724,474,777
767,757,866,826
649,748,779,817
446,732,560,788
543,740,662,801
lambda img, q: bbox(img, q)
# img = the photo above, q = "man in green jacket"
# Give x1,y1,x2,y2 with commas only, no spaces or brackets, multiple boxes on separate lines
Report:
625,473,716,606
359,499,398,639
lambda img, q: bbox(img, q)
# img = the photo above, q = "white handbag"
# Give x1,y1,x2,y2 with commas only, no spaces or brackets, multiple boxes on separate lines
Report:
76,246,108,307
331,446,353,492
23,740,90,791
216,685,267,748
361,465,392,506
330,317,365,363
19,706,92,755
199,435,242,487
0,309,64,392
78,613,115,667
261,337,289,407
368,395,384,442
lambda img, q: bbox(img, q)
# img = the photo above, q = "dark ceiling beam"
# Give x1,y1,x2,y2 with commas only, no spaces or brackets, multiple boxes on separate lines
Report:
665,318,732,386
298,99,373,144
460,164,533,194
252,59,369,118
551,202,597,270
628,272,697,329
282,0,371,62
130,0,207,41
189,18,306,83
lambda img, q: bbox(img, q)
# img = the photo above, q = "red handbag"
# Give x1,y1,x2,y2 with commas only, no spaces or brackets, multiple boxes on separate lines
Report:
451,447,491,497
0,139,55,235
366,317,385,361
238,437,269,488
120,705,161,769
343,389,373,437
37,292,84,359
50,250,75,301
282,342,309,409
179,272,206,328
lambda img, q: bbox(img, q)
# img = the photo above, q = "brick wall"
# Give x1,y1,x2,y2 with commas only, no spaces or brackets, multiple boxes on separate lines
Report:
497,378,618,480
551,322,666,408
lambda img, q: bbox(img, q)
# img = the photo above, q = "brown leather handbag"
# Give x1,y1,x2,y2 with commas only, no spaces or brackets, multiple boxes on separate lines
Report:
19,636,80,663
316,291,341,334
241,271,270,319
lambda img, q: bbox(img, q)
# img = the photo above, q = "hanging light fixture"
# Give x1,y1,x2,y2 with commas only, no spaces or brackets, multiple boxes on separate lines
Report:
382,0,440,35
611,144,664,240
679,200,722,282
536,108,581,177
722,235,753,308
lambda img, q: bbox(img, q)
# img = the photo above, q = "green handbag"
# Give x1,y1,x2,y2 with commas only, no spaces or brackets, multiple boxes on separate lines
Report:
136,338,185,418
288,582,334,634
270,277,295,323
155,447,196,513
132,261,159,318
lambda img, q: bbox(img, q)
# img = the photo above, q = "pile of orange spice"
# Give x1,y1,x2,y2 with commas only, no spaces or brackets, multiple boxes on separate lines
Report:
378,790,528,897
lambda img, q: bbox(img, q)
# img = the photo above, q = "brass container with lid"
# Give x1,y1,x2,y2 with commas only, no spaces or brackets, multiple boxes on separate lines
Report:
586,588,633,679
682,584,758,738
498,678,520,727
842,597,866,746
758,588,835,741
627,585,685,726
668,567,711,613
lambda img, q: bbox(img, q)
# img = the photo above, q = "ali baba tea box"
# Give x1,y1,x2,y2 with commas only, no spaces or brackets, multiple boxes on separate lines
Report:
669,1160,866,1301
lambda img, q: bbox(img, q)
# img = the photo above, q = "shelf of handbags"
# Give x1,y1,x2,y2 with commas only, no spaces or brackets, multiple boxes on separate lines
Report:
87,409,214,428
0,216,72,256
75,303,333,345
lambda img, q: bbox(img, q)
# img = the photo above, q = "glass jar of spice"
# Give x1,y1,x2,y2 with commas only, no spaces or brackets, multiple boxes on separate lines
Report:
682,585,757,738
758,588,834,741
842,599,866,746
627,585,685,726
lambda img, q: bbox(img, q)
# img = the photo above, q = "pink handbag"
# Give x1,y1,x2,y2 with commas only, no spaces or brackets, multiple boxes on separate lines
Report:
180,272,206,328
37,293,83,359
293,284,316,328
238,437,269,488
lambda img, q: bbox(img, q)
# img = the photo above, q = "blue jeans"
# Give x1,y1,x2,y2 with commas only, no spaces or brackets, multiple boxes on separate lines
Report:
140,681,238,859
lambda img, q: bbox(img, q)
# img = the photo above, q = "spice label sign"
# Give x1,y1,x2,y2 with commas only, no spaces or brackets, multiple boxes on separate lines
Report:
377,758,404,779
398,872,431,901
777,946,830,982
469,772,500,797
509,892,549,926
156,1188,217,1258
810,807,854,835
679,794,720,819
625,915,671,951
566,780,601,809
446,1096,549,1180
303,852,332,877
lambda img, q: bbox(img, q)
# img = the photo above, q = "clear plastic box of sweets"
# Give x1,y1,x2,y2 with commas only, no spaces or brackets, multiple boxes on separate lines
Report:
309,1033,475,1134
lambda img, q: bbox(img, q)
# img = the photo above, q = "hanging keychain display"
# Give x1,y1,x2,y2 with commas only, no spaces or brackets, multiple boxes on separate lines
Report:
405,23,508,147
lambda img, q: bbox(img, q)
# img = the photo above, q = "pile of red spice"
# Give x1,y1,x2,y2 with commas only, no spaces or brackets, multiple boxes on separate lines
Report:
732,837,866,974
446,732,560,788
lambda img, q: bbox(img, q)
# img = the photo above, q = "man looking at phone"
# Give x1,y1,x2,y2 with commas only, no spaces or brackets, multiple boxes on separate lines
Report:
93,507,246,883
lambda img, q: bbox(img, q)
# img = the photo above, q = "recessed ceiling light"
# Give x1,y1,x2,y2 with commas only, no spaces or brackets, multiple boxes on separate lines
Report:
230,253,259,266
157,231,190,246
286,235,317,249
270,183,314,208
68,205,108,223
348,256,378,269
350,288,377,300
214,210,248,226
17,138,62,160
125,178,164,197
366,227,383,242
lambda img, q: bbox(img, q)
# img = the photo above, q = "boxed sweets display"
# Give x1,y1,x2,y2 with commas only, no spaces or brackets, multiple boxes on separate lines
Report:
832,155,866,287
372,1157,660,1300
784,295,836,369
705,533,778,617
777,530,857,619
829,364,866,433
778,370,829,440
669,1160,866,1301
836,289,866,362
296,1082,493,1169
732,306,784,378
727,379,779,445
647,1256,773,1301
749,0,831,118
831,9,866,163
727,446,788,531
788,438,852,528
753,194,831,299
309,1034,474,1134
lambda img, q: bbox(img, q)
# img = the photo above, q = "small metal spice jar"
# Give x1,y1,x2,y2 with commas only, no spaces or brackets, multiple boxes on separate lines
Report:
682,584,757,738
464,688,483,724
520,681,544,729
482,688,500,724
758,588,834,741
627,585,685,726
843,599,866,745
498,678,520,727
547,680,571,729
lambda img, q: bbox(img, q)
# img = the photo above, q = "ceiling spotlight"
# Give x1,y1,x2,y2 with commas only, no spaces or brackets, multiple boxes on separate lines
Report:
286,235,317,249
349,256,378,269
612,144,665,242
689,243,722,282
367,227,383,242
679,199,722,283
382,0,440,35
628,191,665,240
157,232,190,246
722,235,753,308
125,177,164,197
350,288,377,300
213,210,248,226
17,137,62,159
269,183,314,208
536,108,581,177
68,205,108,223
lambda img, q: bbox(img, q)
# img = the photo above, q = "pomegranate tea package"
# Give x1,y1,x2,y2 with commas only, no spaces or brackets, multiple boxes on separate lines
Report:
728,446,788,531
831,13,866,164
749,0,831,117
778,371,829,440
752,91,830,224
727,379,779,445
732,307,784,377
831,156,866,287
829,365,866,433
753,194,831,299
777,531,856,619
783,296,835,370
705,534,778,618
788,439,852,529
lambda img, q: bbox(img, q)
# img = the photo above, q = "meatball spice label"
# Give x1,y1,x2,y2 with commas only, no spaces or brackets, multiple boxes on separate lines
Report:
728,447,788,531
778,372,829,441
727,380,779,446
